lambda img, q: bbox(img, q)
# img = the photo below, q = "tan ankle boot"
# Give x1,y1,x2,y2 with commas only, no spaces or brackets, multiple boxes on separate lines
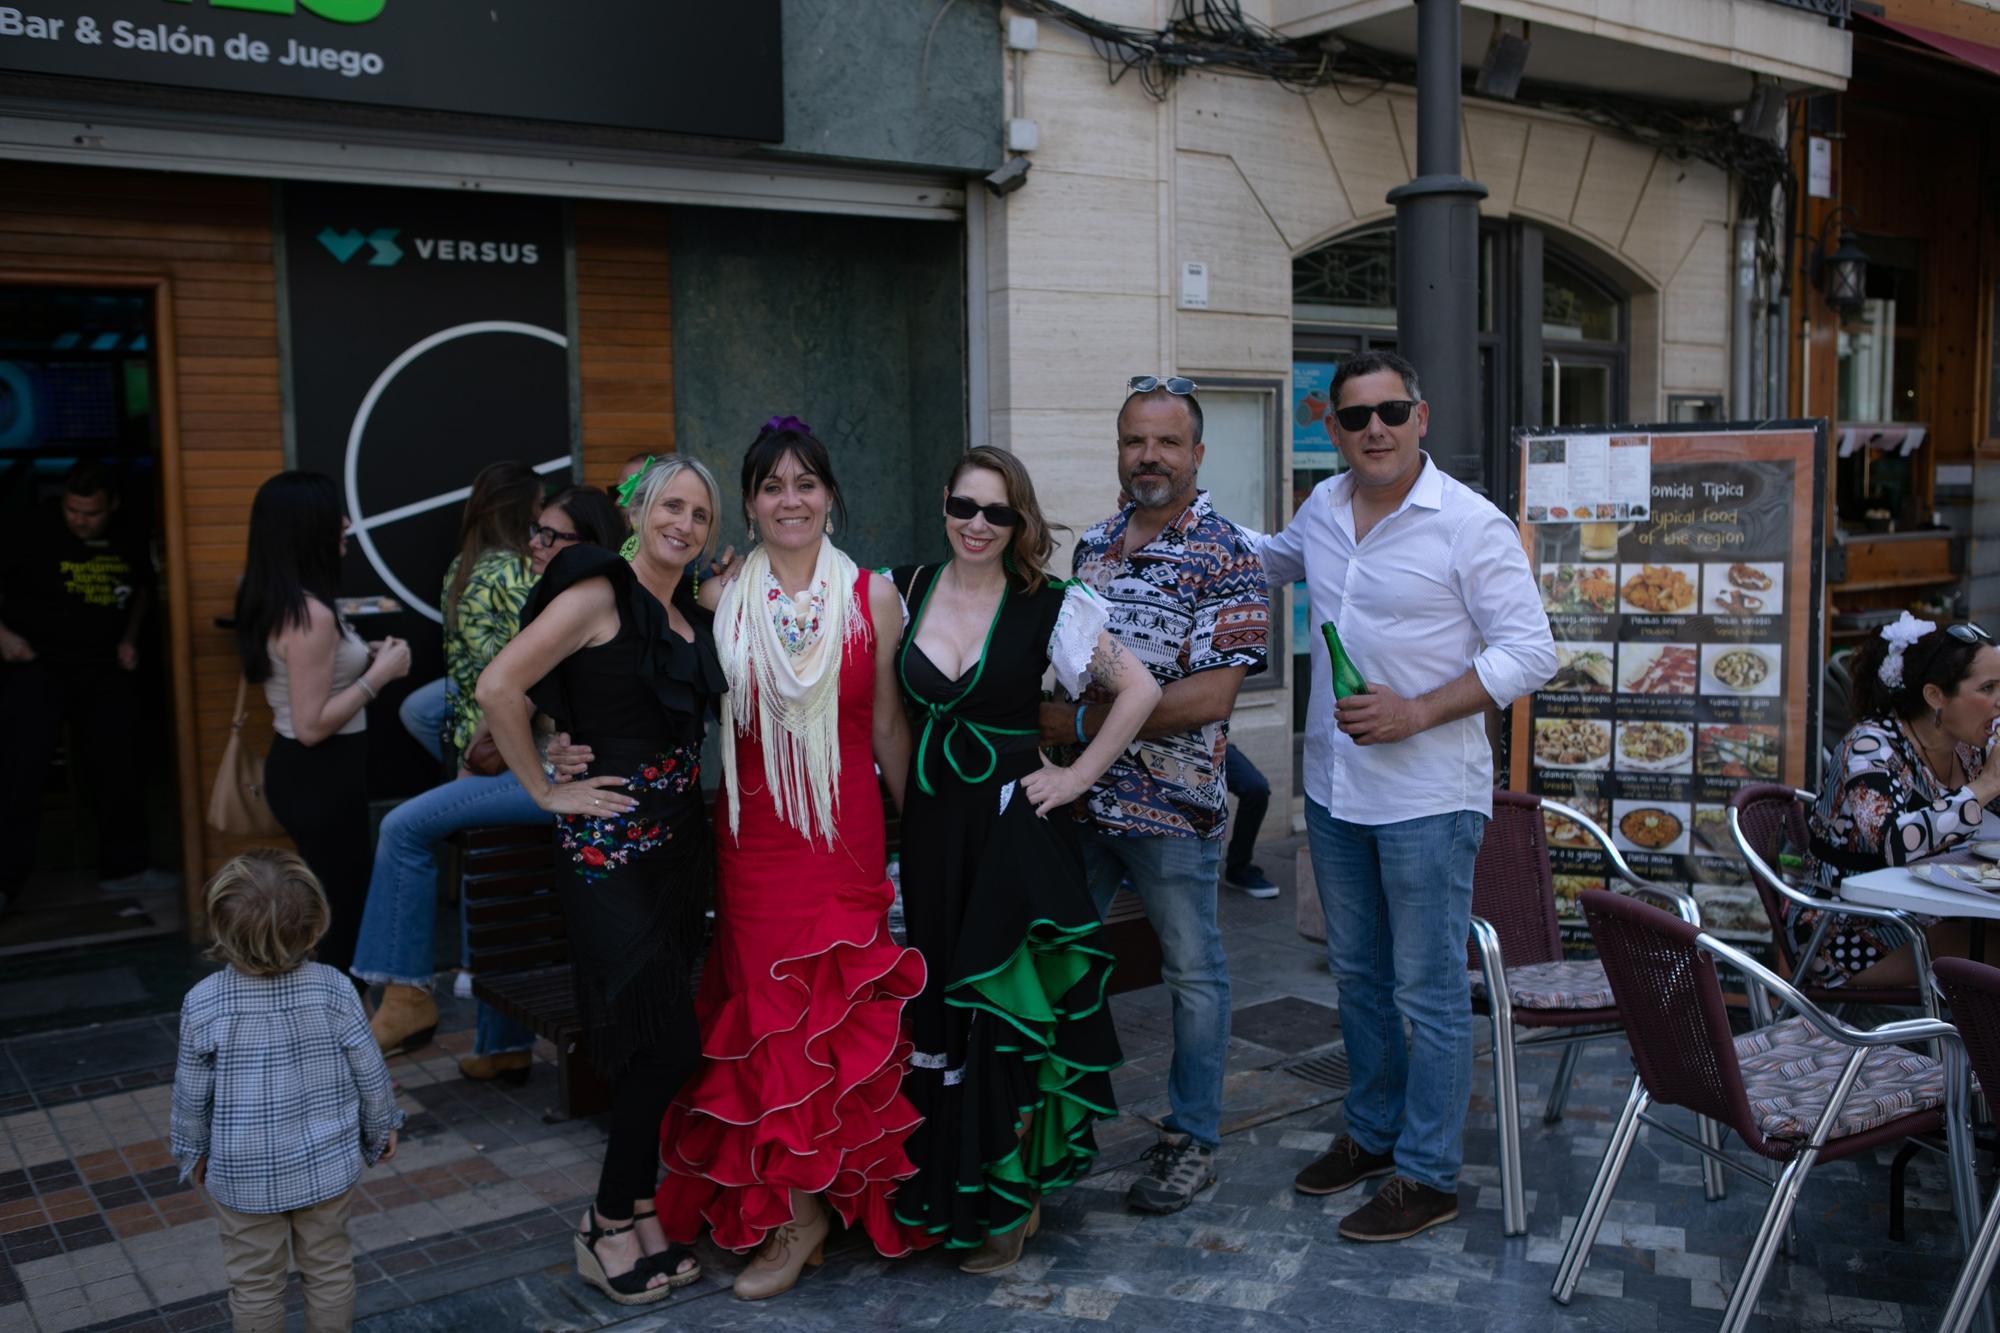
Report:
457,1050,531,1084
370,984,438,1054
959,1201,1040,1275
731,1193,829,1301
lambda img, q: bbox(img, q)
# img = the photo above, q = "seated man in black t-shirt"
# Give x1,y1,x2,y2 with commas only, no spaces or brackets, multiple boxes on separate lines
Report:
0,461,173,908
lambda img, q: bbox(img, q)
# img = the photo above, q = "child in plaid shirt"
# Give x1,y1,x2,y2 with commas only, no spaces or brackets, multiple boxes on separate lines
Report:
172,850,404,1332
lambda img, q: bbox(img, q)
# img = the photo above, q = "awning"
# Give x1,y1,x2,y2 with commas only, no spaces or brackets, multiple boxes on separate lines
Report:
1860,14,2000,78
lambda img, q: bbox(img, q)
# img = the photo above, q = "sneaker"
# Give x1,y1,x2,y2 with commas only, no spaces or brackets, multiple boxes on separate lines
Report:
98,868,181,896
1293,1133,1395,1196
1337,1175,1460,1242
1223,864,1279,898
1126,1132,1217,1214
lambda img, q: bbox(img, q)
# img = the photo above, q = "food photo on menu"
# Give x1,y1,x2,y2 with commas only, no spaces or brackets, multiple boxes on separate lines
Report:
1690,803,1740,857
1551,872,1607,922
1548,643,1615,693
1700,642,1783,697
1538,564,1618,616
1534,717,1612,770
1618,563,1698,616
1544,798,1612,849
1695,723,1781,781
1611,798,1692,857
1702,560,1783,617
1617,642,1698,695
1615,720,1695,774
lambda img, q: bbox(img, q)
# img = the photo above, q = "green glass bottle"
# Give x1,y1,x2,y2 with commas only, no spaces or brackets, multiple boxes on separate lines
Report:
1320,621,1367,699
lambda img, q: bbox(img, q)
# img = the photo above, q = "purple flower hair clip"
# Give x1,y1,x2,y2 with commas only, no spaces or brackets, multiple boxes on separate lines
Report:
763,414,813,437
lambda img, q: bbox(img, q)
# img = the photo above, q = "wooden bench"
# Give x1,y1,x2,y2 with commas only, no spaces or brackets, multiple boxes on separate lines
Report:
459,824,612,1120
461,804,1165,1122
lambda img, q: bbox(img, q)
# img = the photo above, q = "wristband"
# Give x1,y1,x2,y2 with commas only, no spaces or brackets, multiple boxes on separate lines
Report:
1074,703,1089,746
357,678,378,702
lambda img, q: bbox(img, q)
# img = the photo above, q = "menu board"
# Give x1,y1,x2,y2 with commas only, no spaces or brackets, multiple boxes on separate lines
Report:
1507,423,1827,940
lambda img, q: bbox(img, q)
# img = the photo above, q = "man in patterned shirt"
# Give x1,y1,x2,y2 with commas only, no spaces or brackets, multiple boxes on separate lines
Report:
1043,376,1270,1214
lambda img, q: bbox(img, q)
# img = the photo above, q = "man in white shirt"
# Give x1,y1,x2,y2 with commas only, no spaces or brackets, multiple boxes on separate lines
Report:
1258,350,1554,1243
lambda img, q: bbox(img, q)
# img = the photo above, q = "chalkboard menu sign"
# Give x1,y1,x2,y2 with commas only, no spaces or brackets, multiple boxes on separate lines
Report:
1507,422,1827,939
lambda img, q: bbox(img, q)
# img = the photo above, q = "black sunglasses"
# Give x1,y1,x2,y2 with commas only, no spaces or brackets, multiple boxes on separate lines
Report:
944,494,1021,528
529,523,580,546
1333,399,1419,432
1947,622,1993,644
1127,375,1198,396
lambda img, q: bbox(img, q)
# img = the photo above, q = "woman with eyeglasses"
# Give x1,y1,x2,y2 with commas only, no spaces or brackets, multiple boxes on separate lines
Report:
647,417,925,1301
886,446,1157,1272
358,461,545,1054
351,485,630,1074
1796,613,1999,987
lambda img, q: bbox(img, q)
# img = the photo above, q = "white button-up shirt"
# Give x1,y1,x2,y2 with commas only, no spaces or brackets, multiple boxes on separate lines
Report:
1259,454,1555,824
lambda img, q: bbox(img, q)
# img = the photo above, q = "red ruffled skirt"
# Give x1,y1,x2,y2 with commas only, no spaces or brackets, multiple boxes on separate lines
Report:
655,797,929,1255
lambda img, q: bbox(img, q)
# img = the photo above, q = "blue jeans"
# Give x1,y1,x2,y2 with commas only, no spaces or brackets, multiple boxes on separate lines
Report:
1081,829,1229,1149
1304,798,1486,1193
1223,747,1270,877
398,677,452,764
351,772,541,1055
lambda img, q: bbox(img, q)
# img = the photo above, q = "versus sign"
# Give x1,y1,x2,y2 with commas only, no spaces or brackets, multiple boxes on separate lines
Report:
0,0,782,140
282,182,570,630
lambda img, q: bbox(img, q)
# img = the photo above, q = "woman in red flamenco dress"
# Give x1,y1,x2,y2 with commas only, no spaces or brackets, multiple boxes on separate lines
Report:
654,417,926,1300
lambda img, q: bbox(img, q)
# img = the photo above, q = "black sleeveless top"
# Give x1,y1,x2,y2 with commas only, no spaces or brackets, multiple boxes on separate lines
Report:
891,563,1069,793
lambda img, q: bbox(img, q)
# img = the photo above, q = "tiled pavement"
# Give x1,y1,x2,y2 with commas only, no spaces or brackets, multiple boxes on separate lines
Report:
0,836,1985,1331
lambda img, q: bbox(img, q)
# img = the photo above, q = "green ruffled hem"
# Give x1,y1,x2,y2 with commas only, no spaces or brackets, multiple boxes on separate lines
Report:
895,919,1120,1248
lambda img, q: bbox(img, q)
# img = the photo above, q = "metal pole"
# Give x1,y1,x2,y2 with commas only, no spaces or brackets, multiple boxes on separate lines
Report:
1390,0,1489,489
1731,218,1757,416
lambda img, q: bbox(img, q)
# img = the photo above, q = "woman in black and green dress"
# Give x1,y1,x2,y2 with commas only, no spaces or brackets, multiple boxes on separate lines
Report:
888,446,1159,1272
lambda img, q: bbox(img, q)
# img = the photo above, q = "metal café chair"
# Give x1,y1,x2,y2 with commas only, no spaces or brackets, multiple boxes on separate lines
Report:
1554,890,1976,1333
1931,956,2000,1333
1469,791,1713,1237
1727,783,1930,1022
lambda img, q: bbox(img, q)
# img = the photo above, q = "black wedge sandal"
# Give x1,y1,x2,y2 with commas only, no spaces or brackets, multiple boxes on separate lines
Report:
574,1210,687,1306
632,1201,703,1287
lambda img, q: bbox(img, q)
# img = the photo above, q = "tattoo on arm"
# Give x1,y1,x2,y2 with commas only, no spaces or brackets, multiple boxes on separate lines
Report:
1087,636,1128,691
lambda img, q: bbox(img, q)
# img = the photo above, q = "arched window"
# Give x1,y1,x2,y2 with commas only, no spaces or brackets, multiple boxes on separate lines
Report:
1540,249,1626,427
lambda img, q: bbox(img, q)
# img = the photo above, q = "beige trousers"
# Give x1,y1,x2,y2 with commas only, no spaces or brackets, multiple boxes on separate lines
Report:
212,1187,357,1333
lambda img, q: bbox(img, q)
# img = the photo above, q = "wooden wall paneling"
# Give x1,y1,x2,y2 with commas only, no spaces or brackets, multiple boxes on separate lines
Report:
0,162,286,933
572,201,675,492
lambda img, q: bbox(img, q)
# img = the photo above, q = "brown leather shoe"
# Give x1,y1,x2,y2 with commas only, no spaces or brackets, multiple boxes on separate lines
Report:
369,984,438,1055
1337,1175,1459,1242
457,1050,532,1085
1294,1133,1394,1196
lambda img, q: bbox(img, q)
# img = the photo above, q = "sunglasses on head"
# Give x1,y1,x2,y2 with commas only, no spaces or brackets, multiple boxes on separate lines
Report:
1948,622,1993,644
1126,375,1198,397
944,494,1021,528
1333,399,1419,432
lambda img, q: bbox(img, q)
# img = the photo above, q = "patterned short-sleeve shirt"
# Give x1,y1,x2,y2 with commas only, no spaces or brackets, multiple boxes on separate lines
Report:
443,548,535,753
1071,490,1270,839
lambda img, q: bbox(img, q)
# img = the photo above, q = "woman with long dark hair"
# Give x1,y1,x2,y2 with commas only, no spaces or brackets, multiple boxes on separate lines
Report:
476,458,724,1306
1798,612,2000,986
887,445,1154,1270
235,471,411,983
352,484,630,1072
650,418,923,1301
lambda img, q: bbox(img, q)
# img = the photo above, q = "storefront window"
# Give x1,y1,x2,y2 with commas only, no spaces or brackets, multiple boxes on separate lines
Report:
1293,230,1496,334
1543,251,1619,342
1835,236,1922,424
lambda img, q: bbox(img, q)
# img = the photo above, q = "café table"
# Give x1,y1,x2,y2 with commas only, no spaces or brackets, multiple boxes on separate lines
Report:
1839,849,2000,1333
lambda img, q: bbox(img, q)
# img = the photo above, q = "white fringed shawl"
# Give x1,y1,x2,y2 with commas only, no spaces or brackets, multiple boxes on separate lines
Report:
714,540,866,844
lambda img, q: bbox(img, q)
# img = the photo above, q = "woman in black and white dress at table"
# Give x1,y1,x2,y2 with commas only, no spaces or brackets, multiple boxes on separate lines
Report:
1799,613,2000,987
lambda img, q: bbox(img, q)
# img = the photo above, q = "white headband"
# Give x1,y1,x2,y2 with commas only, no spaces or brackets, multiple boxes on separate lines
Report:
1878,610,1937,690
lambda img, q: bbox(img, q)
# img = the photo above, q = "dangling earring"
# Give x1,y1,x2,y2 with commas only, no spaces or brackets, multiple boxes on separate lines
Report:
824,516,834,536
746,517,759,544
1935,706,1944,730
691,565,700,599
619,533,639,560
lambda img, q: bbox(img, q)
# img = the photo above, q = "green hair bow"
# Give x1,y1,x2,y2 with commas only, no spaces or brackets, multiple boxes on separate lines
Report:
616,456,655,508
